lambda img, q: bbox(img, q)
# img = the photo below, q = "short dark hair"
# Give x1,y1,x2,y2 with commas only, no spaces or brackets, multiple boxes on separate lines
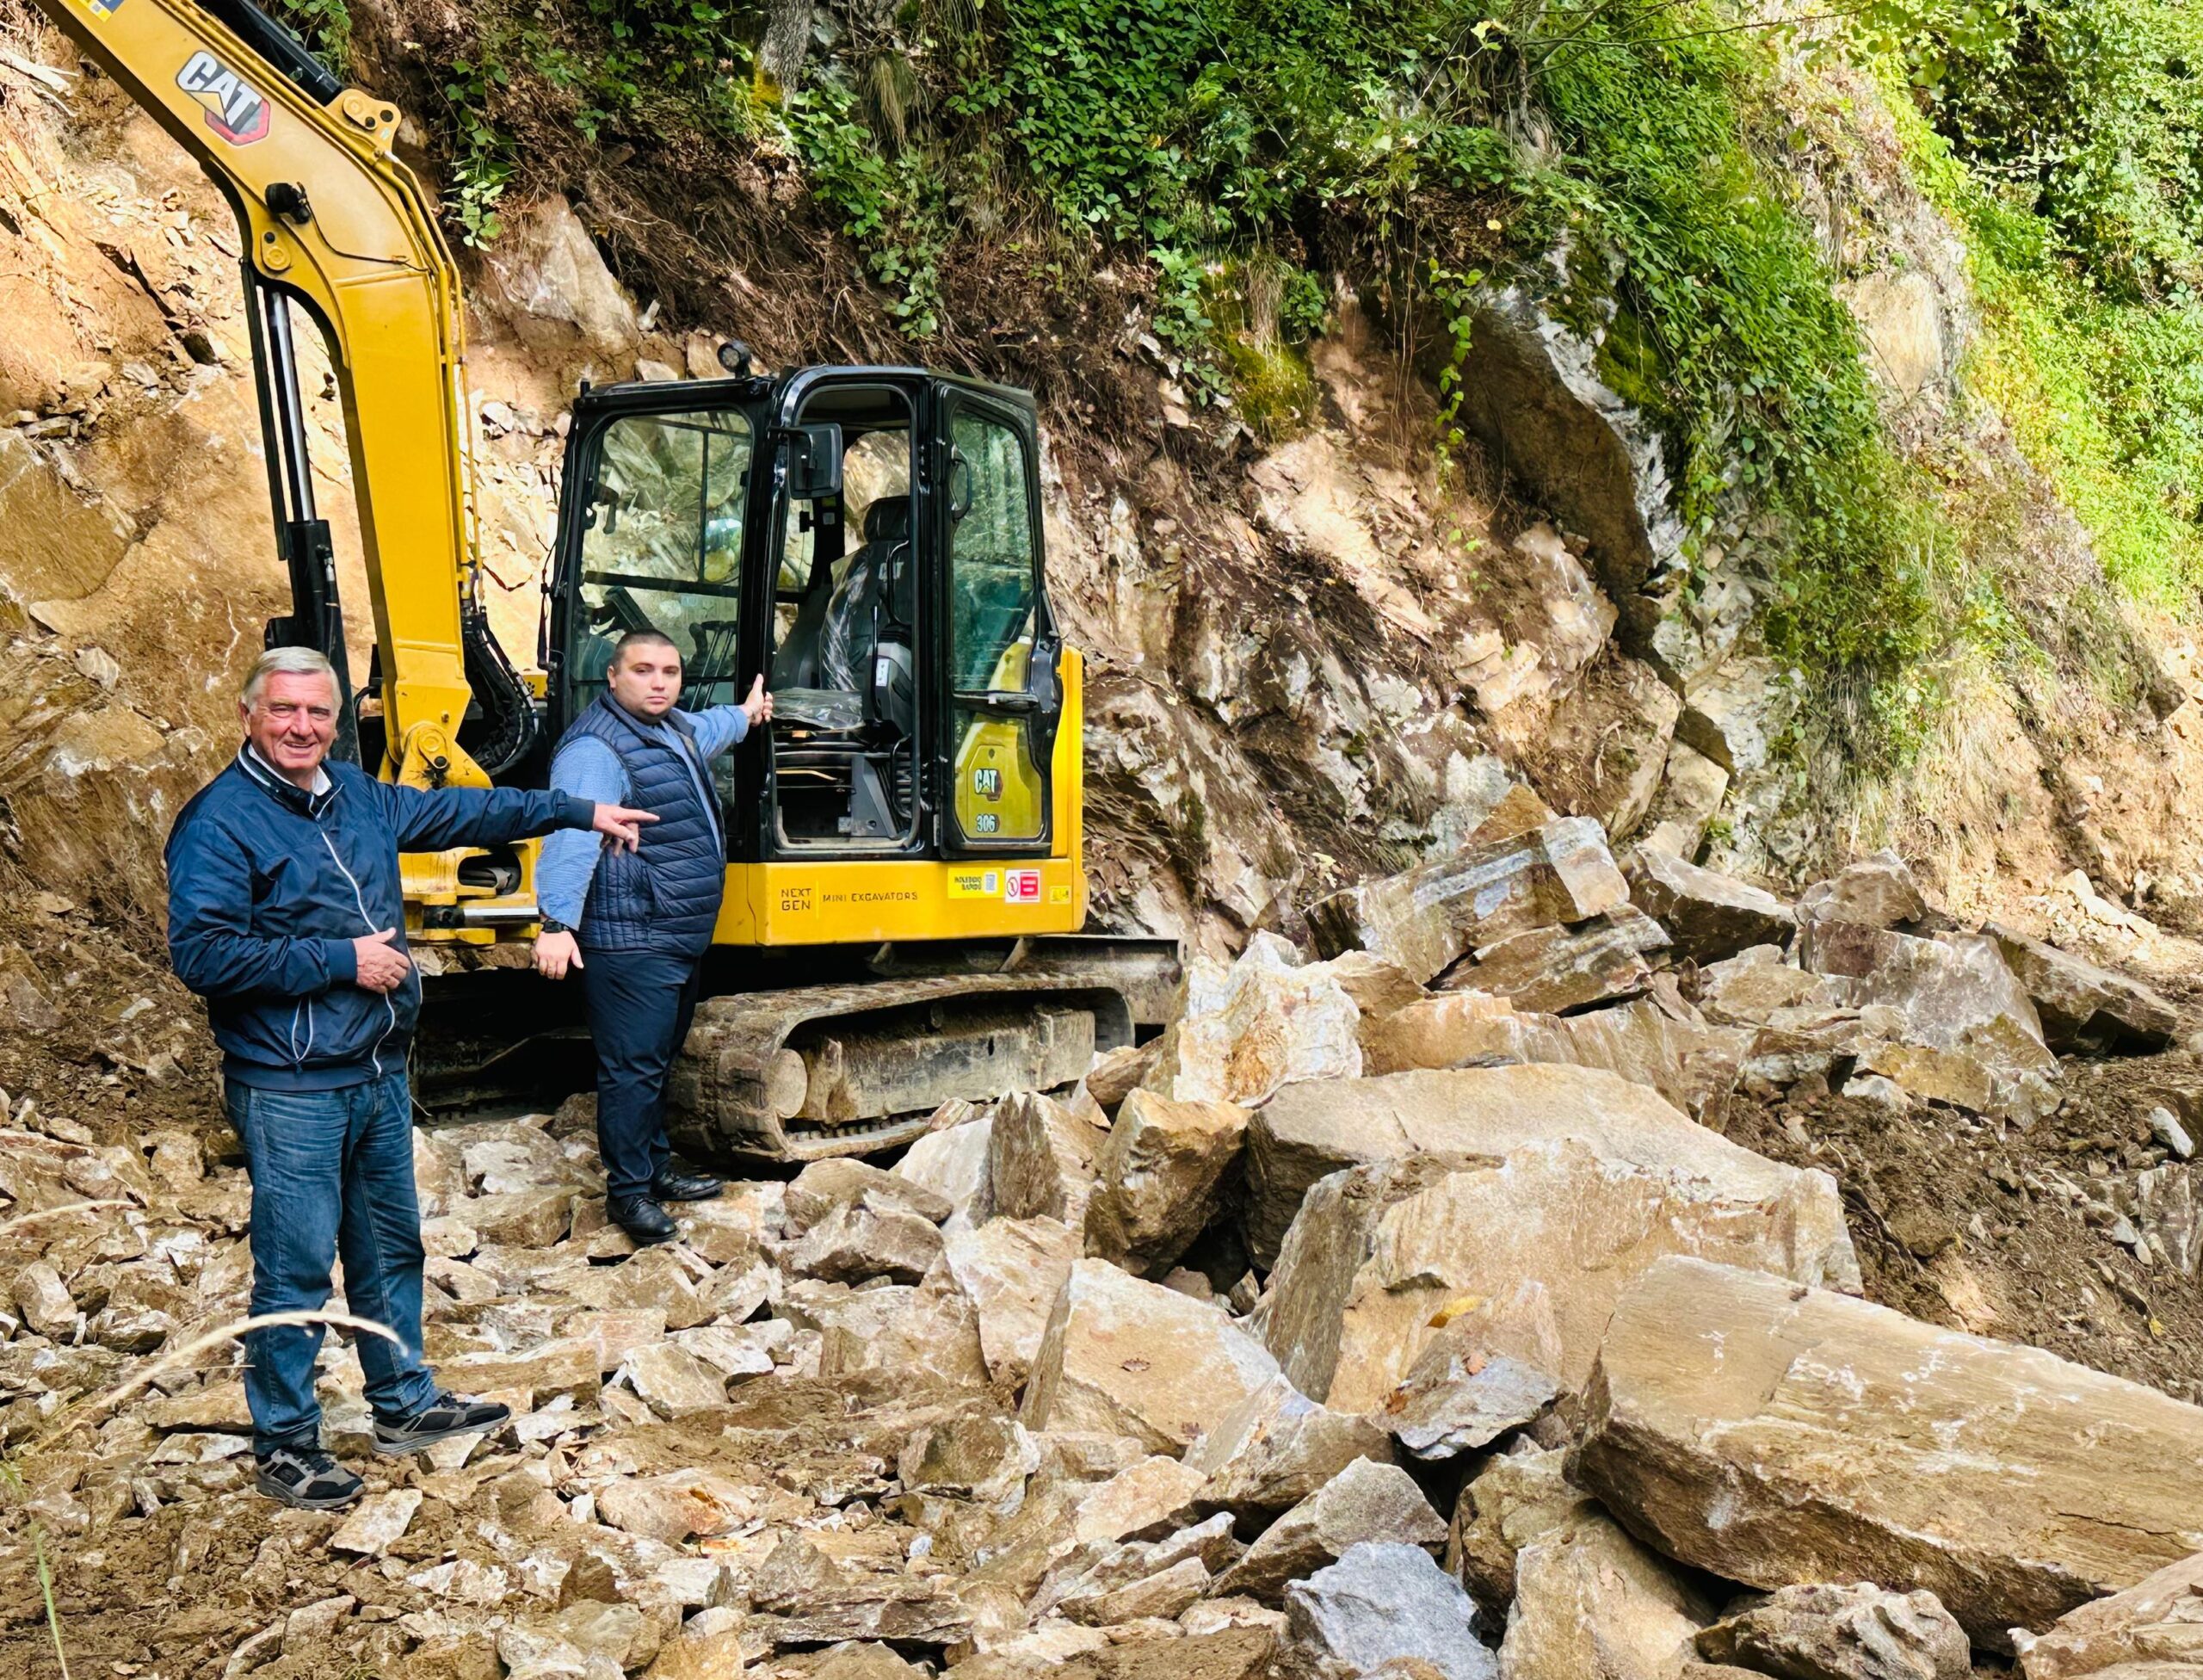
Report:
613,628,680,666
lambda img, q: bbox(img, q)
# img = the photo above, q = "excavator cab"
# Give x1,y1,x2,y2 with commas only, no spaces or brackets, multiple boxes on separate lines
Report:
546,368,1065,875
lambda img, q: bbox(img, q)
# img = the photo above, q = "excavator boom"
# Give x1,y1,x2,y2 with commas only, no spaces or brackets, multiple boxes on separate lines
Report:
29,0,530,788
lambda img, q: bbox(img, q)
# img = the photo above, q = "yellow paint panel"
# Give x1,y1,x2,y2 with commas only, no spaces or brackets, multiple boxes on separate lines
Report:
717,856,1085,946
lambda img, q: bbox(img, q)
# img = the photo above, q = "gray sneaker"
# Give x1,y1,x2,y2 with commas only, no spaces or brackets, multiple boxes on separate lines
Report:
372,1390,511,1456
256,1446,363,1510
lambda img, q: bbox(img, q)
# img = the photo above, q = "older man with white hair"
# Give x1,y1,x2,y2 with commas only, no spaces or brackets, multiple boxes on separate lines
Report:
165,646,654,1510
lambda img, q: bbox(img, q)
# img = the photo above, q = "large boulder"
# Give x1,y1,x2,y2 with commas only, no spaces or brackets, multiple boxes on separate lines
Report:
943,1216,1081,1386
1083,1090,1250,1275
1441,907,1668,1015
1498,1510,1711,1680
1185,1373,1392,1520
1148,934,1365,1107
990,1091,1105,1226
1988,923,2178,1052
1625,848,1794,962
1242,1065,1850,1276
2016,1549,2203,1677
1448,1446,1599,1620
1278,1541,1499,1680
1694,1582,1971,1680
894,1114,996,1234
1259,1138,1850,1408
1574,1257,2203,1647
1021,1260,1282,1455
1213,1458,1447,1603
1308,817,1629,985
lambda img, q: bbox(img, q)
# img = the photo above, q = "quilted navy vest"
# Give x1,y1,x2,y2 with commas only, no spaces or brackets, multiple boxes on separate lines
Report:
564,695,725,957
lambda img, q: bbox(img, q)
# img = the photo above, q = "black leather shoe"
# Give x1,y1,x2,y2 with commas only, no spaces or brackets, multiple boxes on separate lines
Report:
650,1167,725,1203
372,1390,511,1456
609,1195,678,1245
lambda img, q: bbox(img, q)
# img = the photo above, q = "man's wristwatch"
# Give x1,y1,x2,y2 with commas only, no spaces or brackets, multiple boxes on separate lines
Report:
540,918,572,936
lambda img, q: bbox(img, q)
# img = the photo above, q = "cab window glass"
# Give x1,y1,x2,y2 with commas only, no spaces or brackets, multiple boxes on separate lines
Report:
947,412,1036,694
574,409,750,709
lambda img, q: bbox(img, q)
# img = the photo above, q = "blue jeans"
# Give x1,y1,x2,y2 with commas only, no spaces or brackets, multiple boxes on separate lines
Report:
225,1072,438,1456
581,947,704,1201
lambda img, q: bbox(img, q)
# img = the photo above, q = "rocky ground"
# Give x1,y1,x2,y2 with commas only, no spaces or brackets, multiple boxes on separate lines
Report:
5,798,2203,1680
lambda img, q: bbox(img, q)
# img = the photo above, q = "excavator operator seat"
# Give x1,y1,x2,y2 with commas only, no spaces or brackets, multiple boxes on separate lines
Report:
820,497,910,692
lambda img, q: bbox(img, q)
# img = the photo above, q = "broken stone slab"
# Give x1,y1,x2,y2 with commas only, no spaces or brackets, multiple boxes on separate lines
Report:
783,1269,990,1389
748,1532,972,1646
1309,817,1630,985
1062,1554,1213,1626
1185,1373,1392,1521
893,1115,995,1235
1696,947,1838,1027
1379,1285,1563,1461
1694,1582,1971,1680
1574,1257,2203,1647
1447,1446,1598,1621
1279,1541,1498,1680
1498,1509,1711,1680
1213,1457,1447,1604
1440,906,1668,1016
785,1158,953,1234
787,1192,946,1285
1258,1129,1854,1407
615,1342,732,1419
328,1488,423,1559
943,1215,1080,1387
439,1337,602,1406
1145,933,1364,1108
1243,1065,1856,1283
1805,926,2058,1122
460,1187,577,1249
1987,923,2178,1052
595,1469,767,1545
900,1414,1039,1504
14,1260,77,1340
1072,1455,1212,1546
1088,1042,1163,1112
1021,1260,1282,1456
1795,850,1935,936
1625,847,1793,963
990,1090,1105,1226
2016,1548,2203,1677
1084,1090,1250,1275
2115,1166,2200,1277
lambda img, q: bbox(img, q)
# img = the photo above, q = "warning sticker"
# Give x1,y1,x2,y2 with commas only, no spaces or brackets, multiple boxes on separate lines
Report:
1005,869,1042,903
947,868,1002,899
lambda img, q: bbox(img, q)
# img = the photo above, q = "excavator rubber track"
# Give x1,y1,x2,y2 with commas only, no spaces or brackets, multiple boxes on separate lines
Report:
667,972,1139,1164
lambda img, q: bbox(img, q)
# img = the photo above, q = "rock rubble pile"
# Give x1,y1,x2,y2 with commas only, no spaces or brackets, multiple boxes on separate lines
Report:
4,811,2203,1678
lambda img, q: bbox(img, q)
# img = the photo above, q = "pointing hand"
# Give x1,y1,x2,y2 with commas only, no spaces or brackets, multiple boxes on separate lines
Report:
591,802,657,852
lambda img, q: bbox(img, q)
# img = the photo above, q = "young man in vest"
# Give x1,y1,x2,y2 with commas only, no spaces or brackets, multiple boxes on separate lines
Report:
534,629,773,1244
167,645,658,1509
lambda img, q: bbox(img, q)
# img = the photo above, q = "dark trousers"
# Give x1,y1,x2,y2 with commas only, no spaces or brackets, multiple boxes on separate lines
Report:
226,1073,438,1457
582,946,704,1201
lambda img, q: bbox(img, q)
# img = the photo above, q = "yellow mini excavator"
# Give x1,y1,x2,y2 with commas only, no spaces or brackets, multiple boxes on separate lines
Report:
32,0,1177,1159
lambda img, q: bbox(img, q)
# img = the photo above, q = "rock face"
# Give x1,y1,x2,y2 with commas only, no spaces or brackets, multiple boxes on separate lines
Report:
1308,817,1630,985
1242,1065,1855,1282
1625,848,1794,962
1257,1125,1854,1406
1988,923,2179,1052
1083,1090,1250,1275
1213,1458,1447,1603
1280,1541,1500,1680
1694,1582,1972,1680
1575,1257,2203,1646
1021,1260,1283,1455
1498,1510,1710,1680
2017,1549,2203,1677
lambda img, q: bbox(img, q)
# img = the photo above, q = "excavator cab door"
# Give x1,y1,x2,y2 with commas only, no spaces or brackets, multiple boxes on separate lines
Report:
934,387,1059,857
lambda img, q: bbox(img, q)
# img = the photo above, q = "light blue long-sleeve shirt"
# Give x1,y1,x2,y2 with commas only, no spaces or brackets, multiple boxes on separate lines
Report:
536,702,750,930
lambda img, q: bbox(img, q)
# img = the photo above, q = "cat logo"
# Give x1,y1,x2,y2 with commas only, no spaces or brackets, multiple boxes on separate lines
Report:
972,766,1002,800
176,50,270,145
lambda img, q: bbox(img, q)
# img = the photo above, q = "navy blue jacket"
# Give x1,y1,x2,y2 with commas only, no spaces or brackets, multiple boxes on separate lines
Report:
558,695,727,959
165,747,596,1091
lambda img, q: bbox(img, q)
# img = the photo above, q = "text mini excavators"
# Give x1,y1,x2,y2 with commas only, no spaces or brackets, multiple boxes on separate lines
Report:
32,0,1178,1160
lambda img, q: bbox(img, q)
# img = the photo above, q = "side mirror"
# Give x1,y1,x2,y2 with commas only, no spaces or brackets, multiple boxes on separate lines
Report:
787,423,844,499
